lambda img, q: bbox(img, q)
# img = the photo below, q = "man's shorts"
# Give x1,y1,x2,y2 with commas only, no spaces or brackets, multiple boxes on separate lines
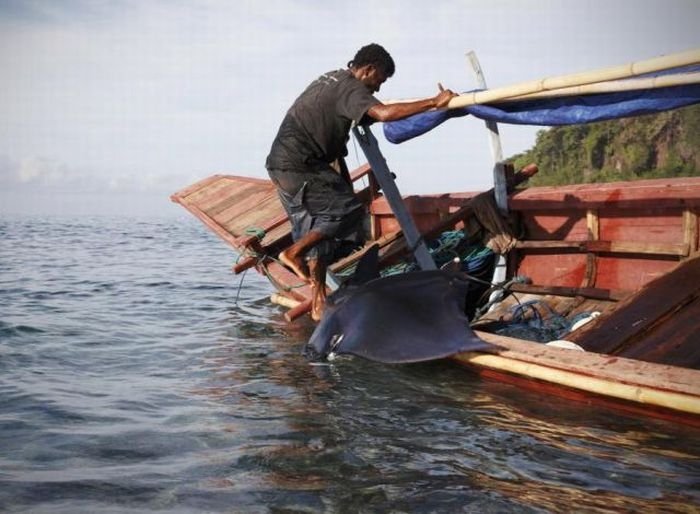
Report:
268,164,365,263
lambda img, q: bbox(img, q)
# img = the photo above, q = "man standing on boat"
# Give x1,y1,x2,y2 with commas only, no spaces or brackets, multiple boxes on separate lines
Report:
266,43,456,321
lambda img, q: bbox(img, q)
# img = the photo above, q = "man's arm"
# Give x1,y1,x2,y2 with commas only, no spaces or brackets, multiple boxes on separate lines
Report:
367,84,457,122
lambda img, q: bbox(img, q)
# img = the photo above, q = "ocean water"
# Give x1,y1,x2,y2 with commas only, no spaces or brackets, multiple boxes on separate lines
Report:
1,214,698,513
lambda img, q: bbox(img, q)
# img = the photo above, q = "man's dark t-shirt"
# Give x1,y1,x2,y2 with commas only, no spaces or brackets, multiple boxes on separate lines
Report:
266,69,380,171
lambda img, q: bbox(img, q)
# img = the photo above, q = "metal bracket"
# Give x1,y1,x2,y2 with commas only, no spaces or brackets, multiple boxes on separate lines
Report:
352,125,436,271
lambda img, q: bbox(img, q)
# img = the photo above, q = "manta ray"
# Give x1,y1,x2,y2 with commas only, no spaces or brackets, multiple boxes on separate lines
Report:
304,245,497,363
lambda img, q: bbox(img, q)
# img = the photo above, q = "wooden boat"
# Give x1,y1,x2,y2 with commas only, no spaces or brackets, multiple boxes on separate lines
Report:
171,49,700,427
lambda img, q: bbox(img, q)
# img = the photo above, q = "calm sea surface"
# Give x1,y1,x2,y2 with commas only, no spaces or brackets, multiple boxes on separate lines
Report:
1,214,698,513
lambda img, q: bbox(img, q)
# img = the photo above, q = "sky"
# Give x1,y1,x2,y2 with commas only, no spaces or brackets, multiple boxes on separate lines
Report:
0,0,698,217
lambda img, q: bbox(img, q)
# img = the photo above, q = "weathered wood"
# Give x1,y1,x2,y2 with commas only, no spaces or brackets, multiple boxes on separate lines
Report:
232,255,258,274
348,163,372,182
259,261,310,302
469,331,700,399
284,299,312,322
206,182,265,217
510,177,700,210
236,213,289,248
509,283,629,302
683,208,699,254
619,296,700,368
586,209,599,240
587,240,688,256
170,174,234,201
194,180,260,214
515,239,688,256
215,188,277,224
178,202,241,250
568,254,700,364
457,331,700,418
270,292,300,310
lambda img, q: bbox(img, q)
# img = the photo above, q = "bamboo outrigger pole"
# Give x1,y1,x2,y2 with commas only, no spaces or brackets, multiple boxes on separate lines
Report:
447,48,700,109
508,72,700,101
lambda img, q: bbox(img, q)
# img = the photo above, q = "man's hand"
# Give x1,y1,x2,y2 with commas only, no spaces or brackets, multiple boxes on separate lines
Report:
434,83,457,109
368,83,458,122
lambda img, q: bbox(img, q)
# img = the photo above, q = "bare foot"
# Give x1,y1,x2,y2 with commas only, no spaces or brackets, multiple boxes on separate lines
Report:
279,249,309,281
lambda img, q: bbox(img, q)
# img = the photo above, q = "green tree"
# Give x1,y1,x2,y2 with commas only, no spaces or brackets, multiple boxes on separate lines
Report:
510,104,700,186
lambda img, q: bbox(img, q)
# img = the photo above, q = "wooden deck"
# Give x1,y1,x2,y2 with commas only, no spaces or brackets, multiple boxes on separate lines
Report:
170,174,292,256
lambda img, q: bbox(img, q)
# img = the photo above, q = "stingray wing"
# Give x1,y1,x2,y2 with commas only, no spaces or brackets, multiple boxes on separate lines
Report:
326,271,496,363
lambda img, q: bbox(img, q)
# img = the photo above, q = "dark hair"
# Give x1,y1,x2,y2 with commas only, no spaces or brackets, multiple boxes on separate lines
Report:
348,43,395,77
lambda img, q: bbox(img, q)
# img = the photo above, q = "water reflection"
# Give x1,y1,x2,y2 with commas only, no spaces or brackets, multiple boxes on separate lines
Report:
192,309,700,512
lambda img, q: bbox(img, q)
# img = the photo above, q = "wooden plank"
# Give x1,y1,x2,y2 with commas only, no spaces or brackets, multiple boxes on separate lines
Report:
586,209,599,240
516,240,586,249
584,210,599,287
218,188,280,227
170,174,226,202
684,208,699,254
236,214,289,248
509,283,629,302
619,296,700,368
221,194,287,243
349,163,372,182
456,334,700,424
515,240,688,256
595,255,678,291
232,255,258,274
469,331,700,397
586,240,688,255
599,209,684,244
211,186,274,220
568,254,700,357
261,261,311,302
260,223,293,251
509,177,700,210
187,179,248,212
520,211,588,241
516,253,589,288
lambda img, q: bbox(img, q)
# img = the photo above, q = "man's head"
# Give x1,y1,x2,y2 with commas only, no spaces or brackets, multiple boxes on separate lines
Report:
348,43,395,93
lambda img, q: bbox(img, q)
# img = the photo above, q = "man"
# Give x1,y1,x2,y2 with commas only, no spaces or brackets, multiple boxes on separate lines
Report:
266,43,456,321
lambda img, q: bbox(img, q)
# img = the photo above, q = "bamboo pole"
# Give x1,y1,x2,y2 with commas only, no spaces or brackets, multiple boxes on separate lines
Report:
455,351,700,415
507,72,700,101
447,48,700,109
270,293,300,309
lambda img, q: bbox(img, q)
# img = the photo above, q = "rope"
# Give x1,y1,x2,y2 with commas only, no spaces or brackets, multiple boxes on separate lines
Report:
491,299,601,343
233,268,249,306
233,244,307,294
244,226,267,241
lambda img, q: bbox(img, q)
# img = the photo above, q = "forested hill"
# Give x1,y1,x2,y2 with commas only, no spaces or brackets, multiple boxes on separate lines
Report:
510,103,700,187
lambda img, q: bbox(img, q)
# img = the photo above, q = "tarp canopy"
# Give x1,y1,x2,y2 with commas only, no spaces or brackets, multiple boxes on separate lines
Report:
383,66,700,144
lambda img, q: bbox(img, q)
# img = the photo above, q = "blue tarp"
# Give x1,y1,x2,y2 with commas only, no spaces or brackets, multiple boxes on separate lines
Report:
383,78,700,144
